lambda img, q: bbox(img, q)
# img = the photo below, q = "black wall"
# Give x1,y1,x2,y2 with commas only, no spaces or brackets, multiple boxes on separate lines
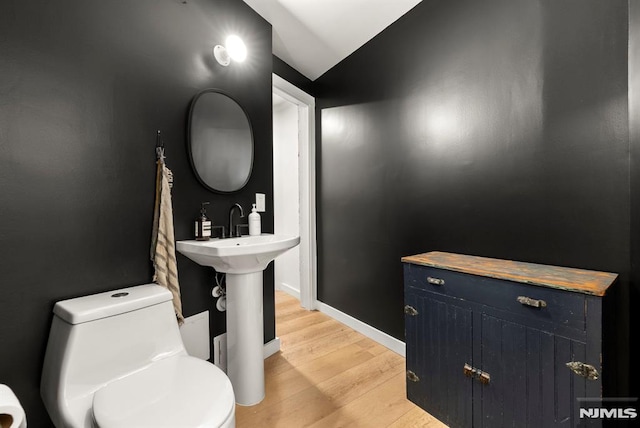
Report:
273,55,315,97
315,0,631,397
0,0,274,425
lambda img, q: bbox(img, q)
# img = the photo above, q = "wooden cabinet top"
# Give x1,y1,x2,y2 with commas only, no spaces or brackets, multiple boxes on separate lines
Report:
402,251,617,296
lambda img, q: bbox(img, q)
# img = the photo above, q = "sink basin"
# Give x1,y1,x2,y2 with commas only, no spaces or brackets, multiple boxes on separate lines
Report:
176,234,300,274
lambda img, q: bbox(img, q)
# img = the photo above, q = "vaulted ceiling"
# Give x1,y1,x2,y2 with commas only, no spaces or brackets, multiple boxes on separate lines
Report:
242,0,422,80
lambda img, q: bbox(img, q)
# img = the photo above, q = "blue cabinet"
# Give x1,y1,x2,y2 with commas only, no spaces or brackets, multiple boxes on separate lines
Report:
402,252,616,428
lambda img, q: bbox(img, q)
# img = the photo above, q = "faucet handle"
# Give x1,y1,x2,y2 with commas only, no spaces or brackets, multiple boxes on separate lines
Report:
235,224,249,237
212,225,226,239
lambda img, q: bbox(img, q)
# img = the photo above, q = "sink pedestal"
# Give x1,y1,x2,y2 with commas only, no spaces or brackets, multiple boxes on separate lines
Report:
225,271,265,406
175,234,301,407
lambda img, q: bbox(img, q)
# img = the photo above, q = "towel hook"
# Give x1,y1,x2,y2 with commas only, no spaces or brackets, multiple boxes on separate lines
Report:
156,130,165,160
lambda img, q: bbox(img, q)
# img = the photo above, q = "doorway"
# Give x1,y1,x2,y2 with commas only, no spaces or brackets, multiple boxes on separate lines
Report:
272,74,316,311
273,93,300,299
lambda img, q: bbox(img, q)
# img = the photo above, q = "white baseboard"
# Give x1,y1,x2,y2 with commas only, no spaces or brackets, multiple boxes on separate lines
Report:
276,282,301,300
263,337,281,359
316,301,406,357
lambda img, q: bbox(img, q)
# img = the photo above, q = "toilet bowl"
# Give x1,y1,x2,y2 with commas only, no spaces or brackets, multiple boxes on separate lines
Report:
41,284,235,428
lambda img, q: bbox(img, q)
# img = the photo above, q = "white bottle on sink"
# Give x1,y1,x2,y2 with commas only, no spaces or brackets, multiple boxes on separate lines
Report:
248,203,261,236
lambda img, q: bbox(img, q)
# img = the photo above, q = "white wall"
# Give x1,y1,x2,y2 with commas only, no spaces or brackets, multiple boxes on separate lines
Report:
273,95,301,298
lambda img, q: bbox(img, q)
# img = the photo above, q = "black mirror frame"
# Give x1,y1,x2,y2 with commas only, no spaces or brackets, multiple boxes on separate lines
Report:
187,88,255,194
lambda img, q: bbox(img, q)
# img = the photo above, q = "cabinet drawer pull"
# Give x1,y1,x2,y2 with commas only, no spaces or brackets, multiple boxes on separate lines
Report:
427,276,445,286
463,363,491,384
566,361,599,380
406,370,420,382
404,305,419,316
517,295,547,308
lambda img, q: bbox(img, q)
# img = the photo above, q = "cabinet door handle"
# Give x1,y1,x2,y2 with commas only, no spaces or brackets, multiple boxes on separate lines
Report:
427,276,445,286
517,295,547,308
463,363,491,384
477,371,491,385
404,305,419,316
463,363,476,378
566,361,599,380
406,370,420,382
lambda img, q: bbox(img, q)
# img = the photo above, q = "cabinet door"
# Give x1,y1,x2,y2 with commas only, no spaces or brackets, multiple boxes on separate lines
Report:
475,314,588,428
405,289,473,427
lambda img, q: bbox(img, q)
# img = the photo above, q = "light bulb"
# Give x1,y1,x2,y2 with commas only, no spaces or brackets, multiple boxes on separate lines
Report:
225,35,247,62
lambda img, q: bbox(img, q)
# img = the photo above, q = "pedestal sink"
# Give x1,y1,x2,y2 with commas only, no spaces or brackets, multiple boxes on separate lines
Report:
176,234,300,406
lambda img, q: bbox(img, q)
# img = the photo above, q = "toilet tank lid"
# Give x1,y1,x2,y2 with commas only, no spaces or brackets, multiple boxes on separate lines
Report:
53,284,173,324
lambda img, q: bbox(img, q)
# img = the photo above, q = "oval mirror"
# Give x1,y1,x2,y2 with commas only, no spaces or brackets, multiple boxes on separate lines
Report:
188,89,253,193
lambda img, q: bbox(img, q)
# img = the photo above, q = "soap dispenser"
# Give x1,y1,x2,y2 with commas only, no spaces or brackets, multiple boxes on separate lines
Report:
195,202,212,241
248,203,261,236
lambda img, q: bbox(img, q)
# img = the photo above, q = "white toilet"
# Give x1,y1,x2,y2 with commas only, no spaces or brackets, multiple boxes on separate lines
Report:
40,283,236,428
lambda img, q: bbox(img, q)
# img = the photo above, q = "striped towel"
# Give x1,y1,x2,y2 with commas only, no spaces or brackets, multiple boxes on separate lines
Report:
151,155,184,325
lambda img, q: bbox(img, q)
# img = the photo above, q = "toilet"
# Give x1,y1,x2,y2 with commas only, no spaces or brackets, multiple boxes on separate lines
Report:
40,283,235,428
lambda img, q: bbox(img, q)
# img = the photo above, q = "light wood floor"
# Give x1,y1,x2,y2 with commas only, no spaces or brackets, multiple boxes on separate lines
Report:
235,291,447,428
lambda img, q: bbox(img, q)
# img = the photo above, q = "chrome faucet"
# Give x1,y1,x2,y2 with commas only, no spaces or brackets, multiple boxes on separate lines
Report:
228,203,245,238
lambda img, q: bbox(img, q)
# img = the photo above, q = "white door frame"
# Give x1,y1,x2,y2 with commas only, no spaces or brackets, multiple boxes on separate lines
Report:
272,73,317,310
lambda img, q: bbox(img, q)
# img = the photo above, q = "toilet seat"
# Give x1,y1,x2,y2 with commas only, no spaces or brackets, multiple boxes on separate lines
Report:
92,356,235,428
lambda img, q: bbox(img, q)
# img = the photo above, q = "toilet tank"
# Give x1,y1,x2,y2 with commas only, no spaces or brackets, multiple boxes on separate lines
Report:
41,284,187,426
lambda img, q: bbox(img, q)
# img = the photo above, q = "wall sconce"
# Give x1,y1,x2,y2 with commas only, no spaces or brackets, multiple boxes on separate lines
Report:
213,35,247,66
